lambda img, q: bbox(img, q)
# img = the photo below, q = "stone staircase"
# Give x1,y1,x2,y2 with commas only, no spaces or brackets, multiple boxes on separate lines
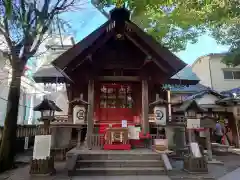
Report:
68,151,167,176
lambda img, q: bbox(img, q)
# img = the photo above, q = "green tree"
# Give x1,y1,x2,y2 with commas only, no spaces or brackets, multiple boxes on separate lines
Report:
92,0,239,54
0,0,78,172
210,1,240,66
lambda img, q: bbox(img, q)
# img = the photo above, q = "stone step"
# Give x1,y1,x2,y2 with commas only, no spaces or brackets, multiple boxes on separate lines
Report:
74,167,166,176
77,159,164,168
78,153,161,160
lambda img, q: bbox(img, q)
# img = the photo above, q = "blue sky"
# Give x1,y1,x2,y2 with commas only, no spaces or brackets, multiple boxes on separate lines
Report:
61,1,229,64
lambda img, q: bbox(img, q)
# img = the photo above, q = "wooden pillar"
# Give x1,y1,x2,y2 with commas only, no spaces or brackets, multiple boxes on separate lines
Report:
205,128,212,161
167,90,171,122
142,79,149,134
235,118,240,148
67,84,73,122
87,79,94,148
233,107,240,147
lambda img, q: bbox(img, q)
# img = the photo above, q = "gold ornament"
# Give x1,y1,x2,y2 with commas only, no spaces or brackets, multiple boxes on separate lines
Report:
116,0,123,8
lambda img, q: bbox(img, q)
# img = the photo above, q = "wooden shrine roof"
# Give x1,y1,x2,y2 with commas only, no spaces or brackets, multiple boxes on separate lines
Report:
50,7,186,81
216,97,240,106
33,65,65,83
174,100,207,112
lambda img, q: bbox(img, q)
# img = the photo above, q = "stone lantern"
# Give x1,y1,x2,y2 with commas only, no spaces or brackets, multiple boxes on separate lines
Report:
34,98,62,134
174,100,206,147
70,94,89,124
30,98,62,175
69,93,89,148
149,94,168,126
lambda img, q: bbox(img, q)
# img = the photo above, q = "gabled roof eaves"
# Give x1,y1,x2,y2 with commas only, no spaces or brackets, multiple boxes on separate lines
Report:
184,89,225,101
125,22,186,74
51,21,111,69
171,65,199,81
33,65,64,83
175,100,206,112
221,87,240,96
170,83,208,93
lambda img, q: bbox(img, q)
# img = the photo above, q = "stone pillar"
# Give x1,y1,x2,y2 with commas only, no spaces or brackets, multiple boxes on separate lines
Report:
205,128,212,161
175,127,186,148
165,127,175,148
77,128,82,149
142,79,149,134
51,127,57,148
87,79,94,148
188,129,192,144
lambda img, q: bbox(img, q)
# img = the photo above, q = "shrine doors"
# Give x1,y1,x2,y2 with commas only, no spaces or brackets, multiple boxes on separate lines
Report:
96,83,135,122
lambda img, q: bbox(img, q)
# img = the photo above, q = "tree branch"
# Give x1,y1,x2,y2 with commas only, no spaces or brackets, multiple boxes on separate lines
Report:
91,0,109,18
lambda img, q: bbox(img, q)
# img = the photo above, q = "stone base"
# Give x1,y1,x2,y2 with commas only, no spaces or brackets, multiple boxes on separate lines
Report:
29,156,55,175
183,155,208,174
51,146,74,161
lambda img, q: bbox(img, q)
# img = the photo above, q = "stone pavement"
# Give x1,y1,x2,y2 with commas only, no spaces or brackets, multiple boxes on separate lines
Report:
0,162,171,180
218,167,240,180
71,176,171,180
1,153,240,180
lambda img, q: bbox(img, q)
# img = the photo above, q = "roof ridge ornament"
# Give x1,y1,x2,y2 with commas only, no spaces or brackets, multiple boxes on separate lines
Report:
116,0,124,8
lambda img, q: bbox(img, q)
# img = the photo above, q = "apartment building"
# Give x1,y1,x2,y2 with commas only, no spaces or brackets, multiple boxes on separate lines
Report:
192,53,240,92
0,52,44,125
0,35,74,125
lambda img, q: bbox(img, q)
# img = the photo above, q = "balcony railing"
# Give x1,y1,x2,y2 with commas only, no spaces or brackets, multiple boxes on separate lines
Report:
89,134,104,149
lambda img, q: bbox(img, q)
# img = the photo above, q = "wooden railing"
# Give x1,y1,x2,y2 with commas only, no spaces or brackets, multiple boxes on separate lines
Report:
0,125,43,139
89,134,104,149
0,116,73,140
168,115,186,126
53,115,72,124
87,133,165,149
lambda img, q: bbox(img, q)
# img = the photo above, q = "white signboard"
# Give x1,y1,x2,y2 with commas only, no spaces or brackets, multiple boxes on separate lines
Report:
199,131,206,137
128,126,134,139
122,120,127,128
187,118,200,129
128,126,141,139
190,142,202,158
33,135,51,160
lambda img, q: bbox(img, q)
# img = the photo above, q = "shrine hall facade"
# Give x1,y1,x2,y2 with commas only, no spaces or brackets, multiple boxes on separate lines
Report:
34,7,198,150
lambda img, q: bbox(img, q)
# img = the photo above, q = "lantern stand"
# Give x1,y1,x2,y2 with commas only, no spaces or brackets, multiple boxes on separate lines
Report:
30,97,62,175
177,100,208,174
69,93,89,149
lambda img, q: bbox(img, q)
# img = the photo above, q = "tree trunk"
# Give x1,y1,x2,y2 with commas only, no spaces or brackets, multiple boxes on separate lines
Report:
0,68,22,172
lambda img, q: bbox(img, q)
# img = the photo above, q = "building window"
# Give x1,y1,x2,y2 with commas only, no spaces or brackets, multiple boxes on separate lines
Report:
223,70,240,80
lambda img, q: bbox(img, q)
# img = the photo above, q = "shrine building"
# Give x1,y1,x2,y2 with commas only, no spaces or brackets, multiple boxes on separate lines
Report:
33,7,199,150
